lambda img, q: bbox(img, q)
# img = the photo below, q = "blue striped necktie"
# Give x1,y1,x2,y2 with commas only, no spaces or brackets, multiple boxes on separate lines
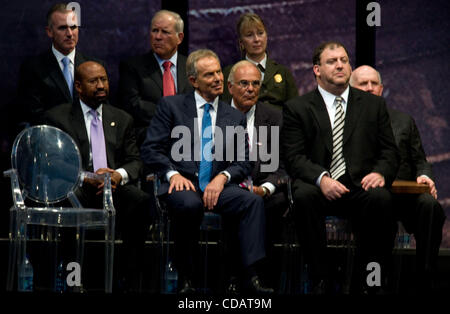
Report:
199,103,213,191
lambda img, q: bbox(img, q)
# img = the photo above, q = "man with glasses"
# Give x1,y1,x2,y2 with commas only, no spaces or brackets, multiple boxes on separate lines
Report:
227,60,288,291
17,3,103,126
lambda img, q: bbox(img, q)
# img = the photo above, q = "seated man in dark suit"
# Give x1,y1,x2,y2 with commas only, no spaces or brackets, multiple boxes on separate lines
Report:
281,41,399,294
44,61,151,292
17,3,103,126
227,60,288,289
118,9,193,147
141,49,273,294
350,65,446,292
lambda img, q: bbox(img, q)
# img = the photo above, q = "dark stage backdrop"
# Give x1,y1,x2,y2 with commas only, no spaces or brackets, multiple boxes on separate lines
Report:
0,1,448,246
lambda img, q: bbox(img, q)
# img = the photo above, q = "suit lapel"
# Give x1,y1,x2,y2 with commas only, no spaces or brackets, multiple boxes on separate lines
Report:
343,88,361,145
47,51,72,102
101,105,117,169
69,102,90,169
176,54,187,93
310,89,333,153
147,52,163,93
184,94,199,169
212,100,231,175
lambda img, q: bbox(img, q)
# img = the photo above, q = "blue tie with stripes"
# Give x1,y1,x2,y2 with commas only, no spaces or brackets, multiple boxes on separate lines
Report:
199,103,213,191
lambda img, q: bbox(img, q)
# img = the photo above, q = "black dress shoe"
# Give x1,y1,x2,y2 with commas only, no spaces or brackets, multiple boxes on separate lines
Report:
247,276,274,295
179,279,196,294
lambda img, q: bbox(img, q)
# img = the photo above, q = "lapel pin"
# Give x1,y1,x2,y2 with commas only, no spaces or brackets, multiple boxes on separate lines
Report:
111,122,116,127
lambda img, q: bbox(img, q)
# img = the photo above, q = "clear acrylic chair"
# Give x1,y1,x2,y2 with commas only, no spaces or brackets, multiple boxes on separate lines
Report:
4,125,115,293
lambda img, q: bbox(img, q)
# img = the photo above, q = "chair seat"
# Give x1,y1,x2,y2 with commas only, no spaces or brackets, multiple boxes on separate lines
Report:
22,207,110,227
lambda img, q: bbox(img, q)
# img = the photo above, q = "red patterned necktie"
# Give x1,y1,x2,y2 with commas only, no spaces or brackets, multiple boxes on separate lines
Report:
163,61,175,96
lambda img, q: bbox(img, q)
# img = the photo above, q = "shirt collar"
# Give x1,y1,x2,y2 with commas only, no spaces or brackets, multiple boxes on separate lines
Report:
318,85,350,107
246,53,267,70
52,45,76,64
231,98,256,119
154,51,178,68
80,100,103,118
194,90,219,112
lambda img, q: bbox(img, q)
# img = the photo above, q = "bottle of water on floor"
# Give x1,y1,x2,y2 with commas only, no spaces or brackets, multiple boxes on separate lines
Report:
165,261,178,294
55,260,67,293
18,255,33,292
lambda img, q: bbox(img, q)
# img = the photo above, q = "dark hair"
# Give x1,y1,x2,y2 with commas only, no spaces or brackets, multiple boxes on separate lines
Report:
312,41,350,65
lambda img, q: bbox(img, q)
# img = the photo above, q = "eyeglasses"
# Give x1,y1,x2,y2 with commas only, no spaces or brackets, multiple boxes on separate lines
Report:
237,80,261,89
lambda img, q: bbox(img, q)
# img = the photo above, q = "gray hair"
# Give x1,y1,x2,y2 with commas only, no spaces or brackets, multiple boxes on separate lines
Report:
151,10,184,33
186,49,220,78
227,60,260,84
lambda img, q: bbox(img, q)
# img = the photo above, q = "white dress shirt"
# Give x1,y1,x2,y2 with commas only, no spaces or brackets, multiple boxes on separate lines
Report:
246,53,267,81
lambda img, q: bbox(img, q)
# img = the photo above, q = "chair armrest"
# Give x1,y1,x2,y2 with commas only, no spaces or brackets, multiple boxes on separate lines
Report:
3,169,25,209
390,180,430,194
102,173,115,215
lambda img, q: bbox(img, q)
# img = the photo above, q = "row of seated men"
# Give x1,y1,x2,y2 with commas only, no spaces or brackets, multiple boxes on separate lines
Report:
14,4,445,294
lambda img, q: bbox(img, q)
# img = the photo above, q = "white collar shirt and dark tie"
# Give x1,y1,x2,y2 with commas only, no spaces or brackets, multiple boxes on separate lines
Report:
315,85,350,186
246,53,267,81
231,100,275,195
80,101,129,185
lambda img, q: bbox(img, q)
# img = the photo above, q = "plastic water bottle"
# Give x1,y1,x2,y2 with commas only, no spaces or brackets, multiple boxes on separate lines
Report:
55,260,67,293
164,261,178,294
18,255,33,292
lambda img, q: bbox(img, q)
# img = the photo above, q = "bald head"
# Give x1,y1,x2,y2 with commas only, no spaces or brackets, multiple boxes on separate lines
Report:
75,61,109,109
350,65,383,96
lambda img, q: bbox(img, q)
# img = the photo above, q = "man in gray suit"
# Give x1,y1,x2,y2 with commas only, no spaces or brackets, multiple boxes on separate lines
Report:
118,10,193,146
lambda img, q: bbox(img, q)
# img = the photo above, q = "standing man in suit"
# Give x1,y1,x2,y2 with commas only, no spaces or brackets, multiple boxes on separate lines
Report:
227,60,288,290
118,9,193,146
17,3,102,126
281,41,399,294
350,65,446,292
44,61,151,292
141,49,273,294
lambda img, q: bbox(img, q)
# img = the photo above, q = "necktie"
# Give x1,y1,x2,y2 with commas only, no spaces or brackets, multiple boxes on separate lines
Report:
163,61,175,96
330,96,346,180
62,57,73,98
90,109,108,171
199,103,213,191
257,63,265,73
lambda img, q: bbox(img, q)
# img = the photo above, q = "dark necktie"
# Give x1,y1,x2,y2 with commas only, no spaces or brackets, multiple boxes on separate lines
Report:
163,61,175,96
330,96,346,180
90,109,108,171
199,103,213,191
62,57,73,98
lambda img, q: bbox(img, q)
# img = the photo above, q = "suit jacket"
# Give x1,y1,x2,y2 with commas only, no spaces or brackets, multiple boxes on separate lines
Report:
388,108,433,180
118,51,193,144
221,57,298,110
43,100,142,183
251,101,287,189
281,87,399,188
141,92,253,194
17,50,102,126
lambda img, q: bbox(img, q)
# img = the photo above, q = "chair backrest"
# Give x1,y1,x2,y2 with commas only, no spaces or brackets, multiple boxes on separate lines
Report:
11,125,82,204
